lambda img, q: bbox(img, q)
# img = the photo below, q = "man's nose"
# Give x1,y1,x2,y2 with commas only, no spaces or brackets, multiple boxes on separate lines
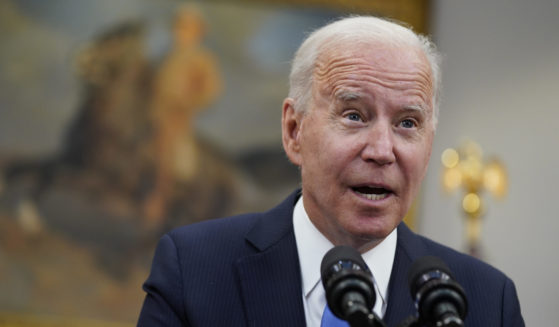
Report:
360,123,396,166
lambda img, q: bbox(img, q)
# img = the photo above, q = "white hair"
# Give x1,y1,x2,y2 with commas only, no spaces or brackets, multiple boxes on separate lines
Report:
288,16,442,126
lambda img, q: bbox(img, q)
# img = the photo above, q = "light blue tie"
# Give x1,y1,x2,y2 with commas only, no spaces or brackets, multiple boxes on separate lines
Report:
320,304,350,327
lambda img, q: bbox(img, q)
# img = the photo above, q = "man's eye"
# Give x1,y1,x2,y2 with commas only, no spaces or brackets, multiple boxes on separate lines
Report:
400,119,416,128
346,113,362,122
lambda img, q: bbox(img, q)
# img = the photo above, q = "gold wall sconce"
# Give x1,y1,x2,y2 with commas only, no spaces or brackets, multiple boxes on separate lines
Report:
441,141,508,257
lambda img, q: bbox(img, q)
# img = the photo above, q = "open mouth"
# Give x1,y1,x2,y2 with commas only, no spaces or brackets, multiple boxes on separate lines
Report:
352,186,393,201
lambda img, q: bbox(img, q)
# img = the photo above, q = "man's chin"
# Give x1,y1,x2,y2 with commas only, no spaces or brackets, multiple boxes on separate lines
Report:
342,228,394,251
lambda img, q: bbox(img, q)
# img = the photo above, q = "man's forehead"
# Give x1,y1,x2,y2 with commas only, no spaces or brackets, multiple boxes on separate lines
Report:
313,42,434,106
317,41,429,72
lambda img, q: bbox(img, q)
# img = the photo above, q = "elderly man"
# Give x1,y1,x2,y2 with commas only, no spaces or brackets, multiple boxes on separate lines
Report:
138,16,524,327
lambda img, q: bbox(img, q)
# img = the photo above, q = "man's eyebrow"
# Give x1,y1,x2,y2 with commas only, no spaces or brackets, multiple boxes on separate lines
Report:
403,104,428,114
335,90,362,102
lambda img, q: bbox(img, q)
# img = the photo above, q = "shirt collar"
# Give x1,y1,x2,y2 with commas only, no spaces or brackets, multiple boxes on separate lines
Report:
293,195,398,302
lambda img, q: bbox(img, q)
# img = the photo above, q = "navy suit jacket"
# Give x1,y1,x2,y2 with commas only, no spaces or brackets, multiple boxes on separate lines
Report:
138,190,524,326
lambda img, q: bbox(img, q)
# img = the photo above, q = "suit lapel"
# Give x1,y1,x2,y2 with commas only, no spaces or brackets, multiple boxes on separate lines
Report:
383,223,431,326
234,191,306,327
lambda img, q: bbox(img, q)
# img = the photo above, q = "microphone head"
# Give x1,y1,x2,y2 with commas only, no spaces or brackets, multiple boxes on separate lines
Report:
408,256,454,297
408,256,468,326
320,245,370,280
320,246,376,320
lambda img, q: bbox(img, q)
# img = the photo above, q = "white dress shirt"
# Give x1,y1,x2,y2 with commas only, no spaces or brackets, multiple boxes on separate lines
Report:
293,196,397,327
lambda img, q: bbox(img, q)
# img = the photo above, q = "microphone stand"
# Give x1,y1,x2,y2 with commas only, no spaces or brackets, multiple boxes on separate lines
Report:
343,306,387,327
395,315,464,327
364,311,387,327
395,316,421,327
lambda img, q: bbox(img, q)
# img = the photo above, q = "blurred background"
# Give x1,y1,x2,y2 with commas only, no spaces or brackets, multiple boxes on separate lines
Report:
0,0,557,325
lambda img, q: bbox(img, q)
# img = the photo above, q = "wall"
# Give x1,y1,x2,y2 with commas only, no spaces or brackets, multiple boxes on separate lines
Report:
422,0,559,325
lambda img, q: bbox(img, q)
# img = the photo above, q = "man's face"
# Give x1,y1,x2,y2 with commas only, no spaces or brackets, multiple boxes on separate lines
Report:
282,42,435,250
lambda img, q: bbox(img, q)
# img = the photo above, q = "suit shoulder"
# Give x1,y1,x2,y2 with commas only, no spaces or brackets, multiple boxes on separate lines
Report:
165,212,262,248
400,230,524,325
164,190,299,250
414,233,510,282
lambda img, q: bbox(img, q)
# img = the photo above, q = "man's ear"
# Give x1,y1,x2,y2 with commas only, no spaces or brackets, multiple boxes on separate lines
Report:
281,98,303,166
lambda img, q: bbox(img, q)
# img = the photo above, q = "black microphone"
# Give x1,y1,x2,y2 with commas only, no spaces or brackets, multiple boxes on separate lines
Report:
407,256,468,327
320,245,377,326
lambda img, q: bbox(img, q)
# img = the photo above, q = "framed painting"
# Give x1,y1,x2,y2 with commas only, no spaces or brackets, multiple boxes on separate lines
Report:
0,0,429,324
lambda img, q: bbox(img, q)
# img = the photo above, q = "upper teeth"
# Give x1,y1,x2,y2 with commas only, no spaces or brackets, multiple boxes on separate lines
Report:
355,190,389,200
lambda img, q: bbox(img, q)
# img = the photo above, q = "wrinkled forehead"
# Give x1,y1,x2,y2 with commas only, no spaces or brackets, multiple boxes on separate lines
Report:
316,38,431,77
313,39,434,98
